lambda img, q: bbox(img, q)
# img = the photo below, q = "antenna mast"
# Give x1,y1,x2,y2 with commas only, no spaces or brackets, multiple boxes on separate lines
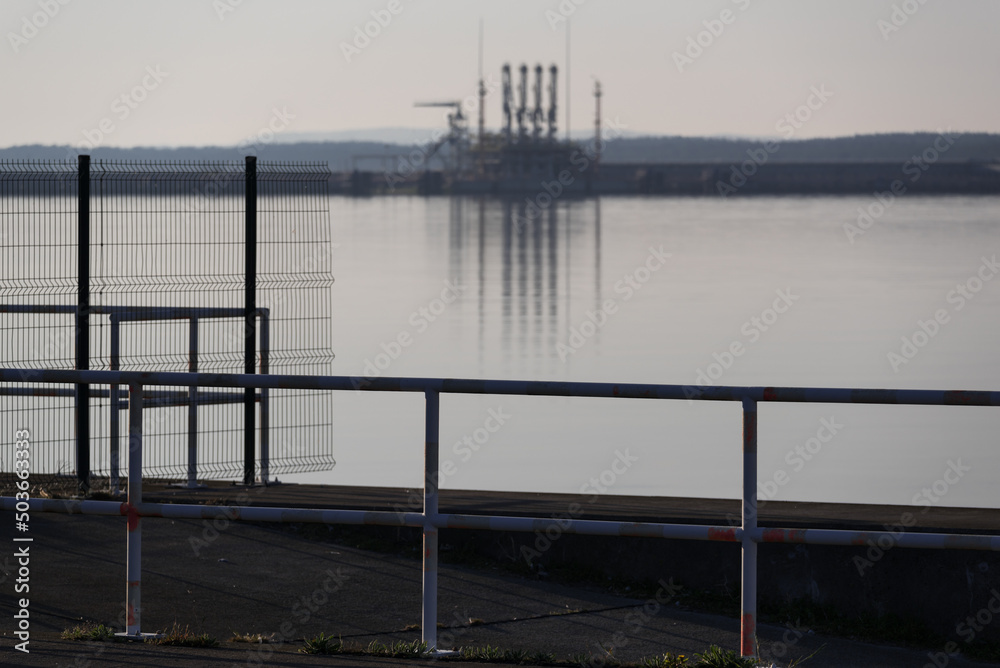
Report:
477,19,485,173
565,19,570,142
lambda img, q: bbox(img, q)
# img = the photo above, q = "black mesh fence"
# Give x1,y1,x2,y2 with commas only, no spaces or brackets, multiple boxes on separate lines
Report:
0,157,334,490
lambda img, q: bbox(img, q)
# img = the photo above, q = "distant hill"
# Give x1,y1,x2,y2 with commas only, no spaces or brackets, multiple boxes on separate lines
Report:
3,132,998,169
600,133,1000,164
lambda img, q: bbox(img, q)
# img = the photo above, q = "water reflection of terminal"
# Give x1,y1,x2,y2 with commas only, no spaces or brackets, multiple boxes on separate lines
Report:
446,196,602,374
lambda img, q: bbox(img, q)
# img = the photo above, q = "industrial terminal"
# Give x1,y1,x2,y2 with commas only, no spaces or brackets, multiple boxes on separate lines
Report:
338,62,1000,197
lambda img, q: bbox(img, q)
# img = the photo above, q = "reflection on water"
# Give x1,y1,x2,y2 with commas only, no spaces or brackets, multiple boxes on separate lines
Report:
328,195,1000,507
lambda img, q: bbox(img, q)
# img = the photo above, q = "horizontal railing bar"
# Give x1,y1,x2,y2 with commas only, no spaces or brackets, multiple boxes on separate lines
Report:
441,513,742,541
0,497,424,528
0,497,739,541
0,387,255,403
1,305,268,319
755,527,1000,551
4,497,997,550
2,368,998,406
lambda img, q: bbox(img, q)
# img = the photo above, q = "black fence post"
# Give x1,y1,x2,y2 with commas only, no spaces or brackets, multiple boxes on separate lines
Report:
244,156,257,486
76,155,90,494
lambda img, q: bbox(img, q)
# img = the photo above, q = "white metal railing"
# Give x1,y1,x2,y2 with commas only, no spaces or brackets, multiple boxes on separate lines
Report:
0,306,270,487
2,368,998,656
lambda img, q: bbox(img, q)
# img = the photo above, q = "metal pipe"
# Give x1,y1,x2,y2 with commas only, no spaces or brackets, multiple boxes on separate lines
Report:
755,527,1000,551
244,155,257,487
740,397,758,658
0,304,247,318
441,514,742,540
3,368,997,407
187,318,198,489
260,311,270,484
110,316,120,495
125,382,143,636
76,154,91,494
5,496,998,552
0,387,245,404
423,390,440,650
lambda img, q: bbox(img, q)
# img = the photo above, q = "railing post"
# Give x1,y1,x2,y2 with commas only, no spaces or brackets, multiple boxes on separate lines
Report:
244,155,257,486
124,382,143,636
187,317,199,488
740,397,758,657
259,310,270,484
75,154,91,494
109,315,120,495
422,389,440,651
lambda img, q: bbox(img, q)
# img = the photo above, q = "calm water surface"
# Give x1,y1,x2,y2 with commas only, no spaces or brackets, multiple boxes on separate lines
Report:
315,195,999,508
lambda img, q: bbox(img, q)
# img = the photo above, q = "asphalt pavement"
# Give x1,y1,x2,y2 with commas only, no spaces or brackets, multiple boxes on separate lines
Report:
1,510,997,667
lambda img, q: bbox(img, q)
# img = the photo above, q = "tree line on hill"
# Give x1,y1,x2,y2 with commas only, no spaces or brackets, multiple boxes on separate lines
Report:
2,132,998,169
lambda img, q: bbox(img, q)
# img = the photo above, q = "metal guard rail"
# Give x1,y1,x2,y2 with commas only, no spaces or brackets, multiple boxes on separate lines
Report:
2,367,998,657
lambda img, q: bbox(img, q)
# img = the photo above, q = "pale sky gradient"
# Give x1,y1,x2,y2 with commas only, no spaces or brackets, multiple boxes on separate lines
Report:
3,0,999,148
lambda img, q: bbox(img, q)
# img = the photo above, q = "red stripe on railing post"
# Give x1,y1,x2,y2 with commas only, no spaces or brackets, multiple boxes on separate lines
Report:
422,390,440,651
741,397,758,658
125,382,143,636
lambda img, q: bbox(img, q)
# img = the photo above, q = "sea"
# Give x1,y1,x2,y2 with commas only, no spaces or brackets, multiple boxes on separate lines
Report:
315,194,1000,509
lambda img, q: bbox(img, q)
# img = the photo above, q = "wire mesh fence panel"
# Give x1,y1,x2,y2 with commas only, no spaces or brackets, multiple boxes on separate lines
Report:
0,158,334,489
0,161,78,485
257,163,335,475
89,160,248,482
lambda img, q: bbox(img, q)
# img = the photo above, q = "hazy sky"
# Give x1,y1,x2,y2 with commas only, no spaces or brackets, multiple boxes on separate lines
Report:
3,0,999,148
